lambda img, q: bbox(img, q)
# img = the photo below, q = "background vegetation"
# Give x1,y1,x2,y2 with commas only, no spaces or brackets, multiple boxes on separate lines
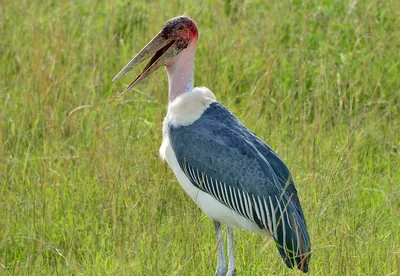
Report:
1,0,399,275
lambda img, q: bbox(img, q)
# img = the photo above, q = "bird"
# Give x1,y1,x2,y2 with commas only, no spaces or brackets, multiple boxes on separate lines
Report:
112,16,311,275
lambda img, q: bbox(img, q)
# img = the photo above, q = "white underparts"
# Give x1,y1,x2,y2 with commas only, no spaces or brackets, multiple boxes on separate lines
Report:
159,87,266,234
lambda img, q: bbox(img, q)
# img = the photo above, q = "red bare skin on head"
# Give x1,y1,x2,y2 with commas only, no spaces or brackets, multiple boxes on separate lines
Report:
161,16,198,45
185,20,198,41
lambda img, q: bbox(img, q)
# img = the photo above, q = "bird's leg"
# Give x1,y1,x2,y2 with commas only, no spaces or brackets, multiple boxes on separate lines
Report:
226,226,237,276
214,221,227,276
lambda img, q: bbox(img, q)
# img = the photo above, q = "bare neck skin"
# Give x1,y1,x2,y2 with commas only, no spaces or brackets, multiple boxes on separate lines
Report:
166,41,197,102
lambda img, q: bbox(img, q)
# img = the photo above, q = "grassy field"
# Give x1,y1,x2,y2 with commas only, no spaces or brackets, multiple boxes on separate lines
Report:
1,0,400,275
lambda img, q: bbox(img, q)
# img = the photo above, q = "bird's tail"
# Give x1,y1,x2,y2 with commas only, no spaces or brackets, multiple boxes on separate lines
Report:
272,199,311,273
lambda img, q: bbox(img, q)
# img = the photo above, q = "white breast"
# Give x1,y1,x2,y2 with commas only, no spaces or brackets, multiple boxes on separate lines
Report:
159,87,265,233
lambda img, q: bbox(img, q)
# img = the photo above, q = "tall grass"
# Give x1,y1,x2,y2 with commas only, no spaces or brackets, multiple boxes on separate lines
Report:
1,0,399,275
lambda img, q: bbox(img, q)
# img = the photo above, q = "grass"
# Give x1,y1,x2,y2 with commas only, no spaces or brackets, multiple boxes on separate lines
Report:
1,0,400,275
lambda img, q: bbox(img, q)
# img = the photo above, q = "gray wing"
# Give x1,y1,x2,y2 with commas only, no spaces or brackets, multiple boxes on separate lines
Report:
169,102,311,272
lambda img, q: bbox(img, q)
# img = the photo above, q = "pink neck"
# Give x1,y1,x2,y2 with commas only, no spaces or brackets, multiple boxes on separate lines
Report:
166,41,197,102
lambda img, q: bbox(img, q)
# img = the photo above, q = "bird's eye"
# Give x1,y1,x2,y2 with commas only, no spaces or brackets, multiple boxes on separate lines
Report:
178,24,184,30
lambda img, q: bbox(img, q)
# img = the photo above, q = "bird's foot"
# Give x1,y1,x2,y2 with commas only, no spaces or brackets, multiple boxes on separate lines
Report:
226,269,237,276
214,266,227,276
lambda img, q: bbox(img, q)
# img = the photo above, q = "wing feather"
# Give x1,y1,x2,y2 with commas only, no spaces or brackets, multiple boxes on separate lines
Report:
169,102,311,272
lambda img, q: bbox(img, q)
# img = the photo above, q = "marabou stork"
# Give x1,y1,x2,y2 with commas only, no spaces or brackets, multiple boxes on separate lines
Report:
113,16,311,275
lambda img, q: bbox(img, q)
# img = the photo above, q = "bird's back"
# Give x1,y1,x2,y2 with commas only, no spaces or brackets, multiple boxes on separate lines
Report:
164,88,311,272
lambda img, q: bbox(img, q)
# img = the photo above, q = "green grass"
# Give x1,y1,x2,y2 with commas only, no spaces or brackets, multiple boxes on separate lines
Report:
1,0,400,275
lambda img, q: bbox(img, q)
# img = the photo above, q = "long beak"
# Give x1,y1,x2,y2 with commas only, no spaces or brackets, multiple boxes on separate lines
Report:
112,32,182,95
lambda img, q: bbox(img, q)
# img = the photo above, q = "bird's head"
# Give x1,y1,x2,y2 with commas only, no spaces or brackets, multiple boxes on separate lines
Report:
112,16,198,95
